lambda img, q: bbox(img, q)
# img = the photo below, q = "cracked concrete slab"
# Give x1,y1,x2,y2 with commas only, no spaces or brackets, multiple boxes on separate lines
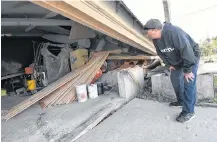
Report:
2,92,127,142
77,98,217,142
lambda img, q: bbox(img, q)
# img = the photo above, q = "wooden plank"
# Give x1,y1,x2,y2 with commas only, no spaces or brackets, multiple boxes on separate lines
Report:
52,54,105,105
40,52,106,108
66,52,109,103
52,55,103,105
85,1,154,51
39,80,73,108
91,49,122,54
31,1,156,55
55,52,109,105
1,54,103,120
56,88,76,105
68,56,107,104
107,49,122,54
44,58,98,107
2,68,81,121
107,55,160,60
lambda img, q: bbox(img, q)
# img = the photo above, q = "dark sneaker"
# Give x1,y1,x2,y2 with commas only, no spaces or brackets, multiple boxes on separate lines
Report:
176,112,195,123
169,102,182,107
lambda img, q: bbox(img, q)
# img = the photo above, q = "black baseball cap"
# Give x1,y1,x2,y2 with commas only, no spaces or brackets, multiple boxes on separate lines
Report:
143,19,162,30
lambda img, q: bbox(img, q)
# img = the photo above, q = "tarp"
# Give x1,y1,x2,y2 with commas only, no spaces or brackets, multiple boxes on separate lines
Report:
41,45,70,84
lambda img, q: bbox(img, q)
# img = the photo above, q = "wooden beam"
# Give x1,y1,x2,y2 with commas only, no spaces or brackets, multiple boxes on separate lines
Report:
107,49,122,54
2,52,109,121
53,52,109,105
31,1,156,55
91,49,122,54
107,55,160,60
1,63,92,121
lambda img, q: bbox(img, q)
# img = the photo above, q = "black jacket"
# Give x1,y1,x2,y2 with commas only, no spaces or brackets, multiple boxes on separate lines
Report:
153,23,201,73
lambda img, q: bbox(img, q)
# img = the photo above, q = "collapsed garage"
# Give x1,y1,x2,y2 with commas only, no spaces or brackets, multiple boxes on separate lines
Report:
1,0,156,110
1,1,163,141
2,1,217,142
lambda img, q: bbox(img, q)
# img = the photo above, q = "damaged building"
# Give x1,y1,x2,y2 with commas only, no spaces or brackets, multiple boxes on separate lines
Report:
1,1,217,142
1,1,156,97
1,1,157,120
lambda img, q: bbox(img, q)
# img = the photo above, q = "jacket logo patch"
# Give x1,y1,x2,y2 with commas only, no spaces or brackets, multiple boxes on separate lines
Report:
160,47,174,53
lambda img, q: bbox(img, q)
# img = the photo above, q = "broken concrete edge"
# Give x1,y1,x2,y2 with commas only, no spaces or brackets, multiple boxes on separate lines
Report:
57,96,135,142
151,74,215,102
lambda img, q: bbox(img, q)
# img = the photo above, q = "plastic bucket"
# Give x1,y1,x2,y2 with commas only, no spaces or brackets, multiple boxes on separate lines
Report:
88,84,98,99
76,84,88,102
27,80,36,91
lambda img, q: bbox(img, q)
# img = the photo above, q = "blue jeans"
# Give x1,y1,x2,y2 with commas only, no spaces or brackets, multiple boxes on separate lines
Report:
170,60,199,113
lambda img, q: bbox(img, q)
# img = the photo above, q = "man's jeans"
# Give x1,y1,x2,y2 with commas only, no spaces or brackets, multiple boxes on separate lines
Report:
170,60,199,113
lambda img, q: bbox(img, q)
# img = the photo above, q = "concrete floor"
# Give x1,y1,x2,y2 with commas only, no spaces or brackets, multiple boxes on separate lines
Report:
2,95,29,111
2,92,127,142
77,99,217,142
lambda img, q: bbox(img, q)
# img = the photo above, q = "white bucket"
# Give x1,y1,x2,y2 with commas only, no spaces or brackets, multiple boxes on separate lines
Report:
88,84,98,99
76,84,88,102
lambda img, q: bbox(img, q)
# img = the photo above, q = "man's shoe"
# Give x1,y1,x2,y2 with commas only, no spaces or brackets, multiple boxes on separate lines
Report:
169,102,182,107
176,112,195,123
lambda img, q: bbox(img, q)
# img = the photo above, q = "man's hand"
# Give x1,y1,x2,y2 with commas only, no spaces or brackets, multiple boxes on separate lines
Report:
184,72,194,83
169,66,176,71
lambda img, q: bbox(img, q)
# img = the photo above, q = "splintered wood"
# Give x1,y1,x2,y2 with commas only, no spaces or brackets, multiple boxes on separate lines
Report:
2,52,109,121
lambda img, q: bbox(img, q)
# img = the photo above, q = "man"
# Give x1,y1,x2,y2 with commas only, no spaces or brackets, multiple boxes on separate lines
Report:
143,19,201,123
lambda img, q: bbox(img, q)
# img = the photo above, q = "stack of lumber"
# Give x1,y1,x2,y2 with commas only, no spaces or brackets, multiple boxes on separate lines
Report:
2,52,109,121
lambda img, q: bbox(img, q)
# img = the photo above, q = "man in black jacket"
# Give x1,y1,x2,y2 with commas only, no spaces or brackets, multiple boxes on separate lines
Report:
144,19,201,123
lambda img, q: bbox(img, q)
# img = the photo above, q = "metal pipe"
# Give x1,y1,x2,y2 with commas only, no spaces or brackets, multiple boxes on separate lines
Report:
1,18,73,26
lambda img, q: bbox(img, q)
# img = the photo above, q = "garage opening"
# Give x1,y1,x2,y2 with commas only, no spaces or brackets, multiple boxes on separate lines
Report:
1,1,160,119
